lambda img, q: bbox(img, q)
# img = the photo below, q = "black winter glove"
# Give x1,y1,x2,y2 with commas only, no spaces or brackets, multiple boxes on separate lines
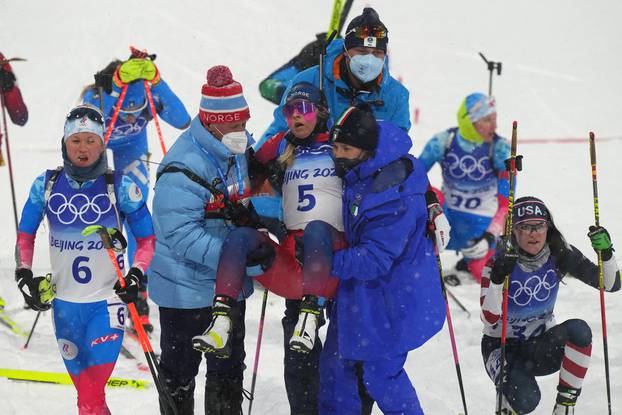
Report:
225,203,257,228
295,33,328,70
15,268,51,311
114,267,143,304
247,240,276,271
94,70,114,95
490,238,518,284
0,69,16,92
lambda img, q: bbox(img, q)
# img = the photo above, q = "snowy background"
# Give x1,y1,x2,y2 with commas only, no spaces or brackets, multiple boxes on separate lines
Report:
1,0,621,413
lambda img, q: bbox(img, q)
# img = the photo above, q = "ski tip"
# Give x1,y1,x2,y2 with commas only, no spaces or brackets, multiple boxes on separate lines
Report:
589,131,595,140
512,120,518,128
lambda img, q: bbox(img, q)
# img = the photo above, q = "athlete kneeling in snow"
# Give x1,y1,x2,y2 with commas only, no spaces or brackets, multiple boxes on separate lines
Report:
192,82,348,414
419,92,510,283
314,105,445,414
15,104,155,414
480,196,620,414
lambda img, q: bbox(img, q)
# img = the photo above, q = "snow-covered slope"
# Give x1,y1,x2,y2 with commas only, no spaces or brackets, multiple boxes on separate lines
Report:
1,1,621,413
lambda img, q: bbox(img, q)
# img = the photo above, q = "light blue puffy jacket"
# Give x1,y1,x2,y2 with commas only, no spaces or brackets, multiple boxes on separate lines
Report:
149,116,254,309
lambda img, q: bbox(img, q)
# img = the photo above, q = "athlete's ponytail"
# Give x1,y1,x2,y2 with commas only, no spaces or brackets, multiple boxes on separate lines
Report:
277,143,296,167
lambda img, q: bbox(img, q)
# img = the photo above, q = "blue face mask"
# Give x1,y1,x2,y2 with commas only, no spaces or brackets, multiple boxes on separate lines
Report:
348,53,385,84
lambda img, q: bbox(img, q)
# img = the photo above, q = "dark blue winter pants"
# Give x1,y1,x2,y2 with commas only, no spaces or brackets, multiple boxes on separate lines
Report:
319,317,422,415
283,299,324,414
482,319,592,414
158,302,246,413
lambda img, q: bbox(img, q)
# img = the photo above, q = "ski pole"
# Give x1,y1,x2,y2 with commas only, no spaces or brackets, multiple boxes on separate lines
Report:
434,251,468,414
446,287,471,318
103,84,128,145
589,131,612,415
247,288,269,415
23,311,41,349
478,52,502,97
319,31,338,92
0,91,19,232
143,80,167,156
82,225,179,415
497,121,520,414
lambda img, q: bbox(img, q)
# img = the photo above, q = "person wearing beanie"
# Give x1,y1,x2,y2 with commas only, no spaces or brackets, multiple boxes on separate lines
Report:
14,103,156,414
191,81,350,414
418,92,511,284
149,65,257,414
480,196,620,414
260,6,411,148
307,106,445,414
81,48,191,333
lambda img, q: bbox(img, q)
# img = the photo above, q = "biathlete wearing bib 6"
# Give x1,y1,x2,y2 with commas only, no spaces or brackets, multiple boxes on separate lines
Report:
16,168,155,413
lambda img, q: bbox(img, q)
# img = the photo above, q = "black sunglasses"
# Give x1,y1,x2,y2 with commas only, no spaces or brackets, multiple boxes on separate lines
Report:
66,106,104,125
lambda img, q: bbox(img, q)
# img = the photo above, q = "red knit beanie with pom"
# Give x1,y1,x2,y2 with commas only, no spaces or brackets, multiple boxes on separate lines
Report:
199,65,250,125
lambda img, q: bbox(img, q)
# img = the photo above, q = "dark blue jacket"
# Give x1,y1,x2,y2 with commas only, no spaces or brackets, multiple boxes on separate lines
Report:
330,121,445,361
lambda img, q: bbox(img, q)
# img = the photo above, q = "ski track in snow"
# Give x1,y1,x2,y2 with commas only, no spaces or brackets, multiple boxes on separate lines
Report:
1,0,622,414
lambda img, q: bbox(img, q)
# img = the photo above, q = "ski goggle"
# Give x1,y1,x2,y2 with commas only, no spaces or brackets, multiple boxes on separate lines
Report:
515,222,548,234
66,106,104,125
282,100,317,119
346,26,387,39
119,99,148,116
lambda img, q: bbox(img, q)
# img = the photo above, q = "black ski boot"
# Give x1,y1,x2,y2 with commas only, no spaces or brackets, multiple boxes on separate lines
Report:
204,375,244,415
160,378,195,415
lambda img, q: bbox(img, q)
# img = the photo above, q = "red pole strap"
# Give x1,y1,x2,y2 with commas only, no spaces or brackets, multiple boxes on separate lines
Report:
144,81,167,156
103,84,128,145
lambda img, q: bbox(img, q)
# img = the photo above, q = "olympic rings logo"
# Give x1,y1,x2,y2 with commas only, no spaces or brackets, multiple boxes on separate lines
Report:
48,192,112,225
508,270,558,306
444,152,492,181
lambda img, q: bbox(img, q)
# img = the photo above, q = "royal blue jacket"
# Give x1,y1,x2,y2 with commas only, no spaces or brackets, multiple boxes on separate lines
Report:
260,39,410,144
329,121,445,361
149,117,253,309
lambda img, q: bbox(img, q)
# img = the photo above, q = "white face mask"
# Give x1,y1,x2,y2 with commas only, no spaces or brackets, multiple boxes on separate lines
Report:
220,130,249,154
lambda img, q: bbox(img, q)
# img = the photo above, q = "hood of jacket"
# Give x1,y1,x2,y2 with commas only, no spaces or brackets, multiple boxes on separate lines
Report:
343,120,414,184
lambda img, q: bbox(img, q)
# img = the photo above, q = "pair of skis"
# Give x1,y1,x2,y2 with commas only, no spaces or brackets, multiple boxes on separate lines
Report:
0,368,148,390
0,300,28,338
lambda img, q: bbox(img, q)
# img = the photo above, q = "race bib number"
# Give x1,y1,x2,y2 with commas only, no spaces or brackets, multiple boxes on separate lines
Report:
444,184,498,216
107,300,127,330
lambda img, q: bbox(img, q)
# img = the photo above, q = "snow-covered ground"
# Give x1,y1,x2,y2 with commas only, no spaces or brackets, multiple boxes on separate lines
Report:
1,0,621,413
